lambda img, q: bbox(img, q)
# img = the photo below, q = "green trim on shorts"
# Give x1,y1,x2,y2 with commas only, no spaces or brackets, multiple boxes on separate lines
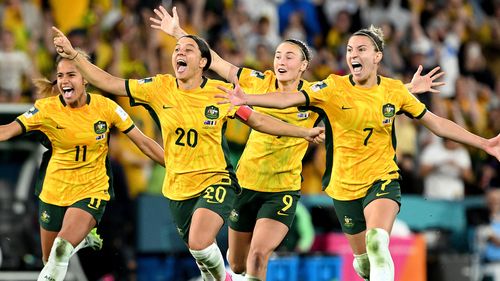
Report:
228,189,300,232
332,179,401,235
169,182,238,243
38,198,107,232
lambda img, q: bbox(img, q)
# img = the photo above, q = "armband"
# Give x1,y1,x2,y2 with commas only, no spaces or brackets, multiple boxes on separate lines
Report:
235,106,253,122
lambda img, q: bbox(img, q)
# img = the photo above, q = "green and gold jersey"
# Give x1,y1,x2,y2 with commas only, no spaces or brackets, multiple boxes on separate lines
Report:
235,68,320,192
16,94,135,206
126,75,238,200
301,74,427,200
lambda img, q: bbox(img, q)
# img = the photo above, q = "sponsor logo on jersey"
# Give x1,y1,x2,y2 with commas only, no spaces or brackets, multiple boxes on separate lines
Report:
94,121,107,134
311,81,327,92
96,134,106,141
115,106,129,121
205,105,219,119
250,70,265,79
297,112,309,119
138,77,153,84
23,107,39,118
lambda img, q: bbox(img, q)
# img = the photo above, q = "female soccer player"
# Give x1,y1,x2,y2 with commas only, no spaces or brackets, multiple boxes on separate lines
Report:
217,25,500,281
150,6,446,281
0,52,165,281
52,27,323,281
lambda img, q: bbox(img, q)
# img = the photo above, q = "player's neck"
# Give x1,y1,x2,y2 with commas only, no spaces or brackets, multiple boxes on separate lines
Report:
177,75,204,91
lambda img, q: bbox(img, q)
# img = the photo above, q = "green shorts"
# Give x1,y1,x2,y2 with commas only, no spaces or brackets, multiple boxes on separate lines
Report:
39,198,107,232
228,188,300,232
332,179,401,235
169,182,239,243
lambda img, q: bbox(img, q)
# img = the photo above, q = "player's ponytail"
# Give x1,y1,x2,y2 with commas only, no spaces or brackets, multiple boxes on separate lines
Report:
32,78,57,98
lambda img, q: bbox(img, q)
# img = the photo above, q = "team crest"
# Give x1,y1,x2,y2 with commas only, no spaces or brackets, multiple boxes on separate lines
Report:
250,70,265,79
311,81,327,92
229,209,239,222
382,103,396,118
23,107,39,118
343,216,354,229
40,211,50,223
205,105,219,119
176,226,184,237
94,121,107,134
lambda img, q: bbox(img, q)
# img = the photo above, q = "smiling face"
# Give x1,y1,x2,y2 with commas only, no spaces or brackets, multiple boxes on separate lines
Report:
346,35,382,86
172,36,207,81
56,59,87,107
274,42,308,87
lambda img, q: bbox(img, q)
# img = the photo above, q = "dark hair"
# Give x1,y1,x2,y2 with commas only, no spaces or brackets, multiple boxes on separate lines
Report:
284,38,312,63
353,25,385,52
180,35,212,71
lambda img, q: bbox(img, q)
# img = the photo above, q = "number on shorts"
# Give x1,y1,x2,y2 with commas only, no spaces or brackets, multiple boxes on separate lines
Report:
280,195,293,213
203,186,227,203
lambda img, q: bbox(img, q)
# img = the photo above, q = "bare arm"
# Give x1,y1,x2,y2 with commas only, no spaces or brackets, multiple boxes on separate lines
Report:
150,5,238,82
52,27,127,96
125,126,165,167
217,83,307,109
420,111,500,161
240,110,324,141
0,121,23,141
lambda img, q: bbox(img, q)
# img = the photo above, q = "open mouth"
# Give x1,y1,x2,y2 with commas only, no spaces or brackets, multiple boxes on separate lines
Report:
351,62,362,74
62,86,74,98
176,59,187,73
277,68,287,74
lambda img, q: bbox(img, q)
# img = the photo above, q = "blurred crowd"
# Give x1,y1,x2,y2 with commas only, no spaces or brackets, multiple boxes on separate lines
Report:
1,0,500,279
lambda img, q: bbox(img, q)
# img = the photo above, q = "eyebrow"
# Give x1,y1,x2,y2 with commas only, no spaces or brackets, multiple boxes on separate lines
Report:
175,42,197,48
57,71,78,75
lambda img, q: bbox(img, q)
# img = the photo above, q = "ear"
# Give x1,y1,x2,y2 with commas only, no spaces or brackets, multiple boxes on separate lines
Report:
199,57,208,69
300,60,308,72
374,52,383,64
83,79,88,85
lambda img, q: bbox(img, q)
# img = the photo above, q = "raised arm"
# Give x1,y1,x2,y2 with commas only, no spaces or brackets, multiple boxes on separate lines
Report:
0,121,23,141
217,82,306,109
150,5,238,82
52,27,127,96
405,65,445,94
237,107,324,141
125,127,165,167
420,111,500,161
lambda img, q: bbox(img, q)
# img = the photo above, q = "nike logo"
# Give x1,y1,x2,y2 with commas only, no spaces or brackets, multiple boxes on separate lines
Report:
341,106,352,110
277,211,289,216
376,192,390,197
56,125,65,129
163,105,173,109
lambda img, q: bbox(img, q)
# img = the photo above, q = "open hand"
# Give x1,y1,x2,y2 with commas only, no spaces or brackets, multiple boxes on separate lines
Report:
150,6,185,38
52,26,78,59
410,65,445,94
216,81,248,106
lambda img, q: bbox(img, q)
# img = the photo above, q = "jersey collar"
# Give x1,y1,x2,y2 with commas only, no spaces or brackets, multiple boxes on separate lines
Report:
274,79,304,91
349,74,381,86
59,93,91,107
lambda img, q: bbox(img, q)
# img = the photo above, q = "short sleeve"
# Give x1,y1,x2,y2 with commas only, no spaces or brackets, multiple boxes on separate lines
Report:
126,74,168,106
107,99,135,133
16,101,45,133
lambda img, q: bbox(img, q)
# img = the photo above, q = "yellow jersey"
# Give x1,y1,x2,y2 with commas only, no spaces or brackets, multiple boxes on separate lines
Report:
235,68,320,192
16,93,135,206
126,75,239,200
301,74,426,200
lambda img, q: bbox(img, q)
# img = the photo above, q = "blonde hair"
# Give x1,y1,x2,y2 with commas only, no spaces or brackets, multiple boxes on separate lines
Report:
353,25,385,52
32,49,90,98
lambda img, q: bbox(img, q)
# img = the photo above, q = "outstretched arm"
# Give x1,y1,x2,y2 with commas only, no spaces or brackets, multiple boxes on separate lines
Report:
238,107,324,141
150,5,238,82
216,82,306,109
0,121,23,141
125,127,165,167
52,27,127,96
420,111,500,161
405,65,445,94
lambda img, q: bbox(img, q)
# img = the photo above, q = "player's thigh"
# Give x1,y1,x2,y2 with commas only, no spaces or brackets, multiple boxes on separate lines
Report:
251,218,290,253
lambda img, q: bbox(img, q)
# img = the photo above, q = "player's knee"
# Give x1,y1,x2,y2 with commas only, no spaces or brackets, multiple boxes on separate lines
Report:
50,237,73,264
247,248,271,272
